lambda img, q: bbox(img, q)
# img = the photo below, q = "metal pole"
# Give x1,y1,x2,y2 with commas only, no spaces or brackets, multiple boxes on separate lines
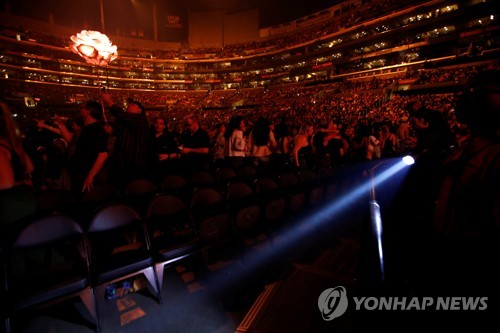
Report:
370,198,385,284
99,0,106,33
369,165,385,285
153,1,158,42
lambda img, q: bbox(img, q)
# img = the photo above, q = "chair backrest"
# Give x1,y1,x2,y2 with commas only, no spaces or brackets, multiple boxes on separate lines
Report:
300,169,317,187
35,189,77,214
88,203,142,232
239,165,257,177
191,188,224,210
238,165,258,184
190,170,216,189
227,182,254,200
125,179,157,196
11,214,83,249
216,167,237,182
146,194,187,218
82,183,122,204
279,172,300,190
160,174,189,191
255,177,278,194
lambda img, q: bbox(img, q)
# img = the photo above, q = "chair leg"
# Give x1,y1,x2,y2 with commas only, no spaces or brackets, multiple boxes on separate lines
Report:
155,263,165,294
143,268,162,304
79,288,101,332
94,284,106,332
4,317,10,333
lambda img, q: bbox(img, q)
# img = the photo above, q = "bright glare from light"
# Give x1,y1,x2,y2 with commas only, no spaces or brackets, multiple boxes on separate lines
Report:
402,155,415,165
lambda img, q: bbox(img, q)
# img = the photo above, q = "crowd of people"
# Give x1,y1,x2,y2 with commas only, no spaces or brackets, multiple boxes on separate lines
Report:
4,62,497,203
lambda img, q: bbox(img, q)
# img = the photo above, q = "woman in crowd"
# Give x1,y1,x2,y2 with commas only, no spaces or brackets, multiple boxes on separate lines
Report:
380,124,398,157
248,116,277,174
224,115,248,170
211,122,226,169
0,103,36,231
290,122,314,170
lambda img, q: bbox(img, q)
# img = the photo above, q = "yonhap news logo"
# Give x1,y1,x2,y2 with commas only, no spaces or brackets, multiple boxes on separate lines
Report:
318,286,488,320
317,286,349,321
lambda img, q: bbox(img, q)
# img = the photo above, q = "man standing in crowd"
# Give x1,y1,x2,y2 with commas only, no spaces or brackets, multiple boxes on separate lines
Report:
69,101,108,197
179,114,210,173
102,93,153,190
152,116,181,178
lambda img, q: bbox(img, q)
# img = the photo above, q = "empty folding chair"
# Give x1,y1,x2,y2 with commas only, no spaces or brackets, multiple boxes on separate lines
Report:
300,169,325,208
216,166,237,184
2,213,99,332
124,178,158,216
278,172,307,219
35,188,77,215
226,182,261,238
160,174,191,201
237,165,258,186
190,170,217,190
80,183,122,218
145,194,201,291
86,203,162,314
190,188,233,264
254,177,287,231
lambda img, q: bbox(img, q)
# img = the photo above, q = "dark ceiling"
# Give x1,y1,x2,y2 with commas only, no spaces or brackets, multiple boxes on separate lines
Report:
2,0,336,27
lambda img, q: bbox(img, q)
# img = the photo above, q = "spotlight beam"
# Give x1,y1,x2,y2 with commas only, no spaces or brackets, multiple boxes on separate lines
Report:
205,159,411,295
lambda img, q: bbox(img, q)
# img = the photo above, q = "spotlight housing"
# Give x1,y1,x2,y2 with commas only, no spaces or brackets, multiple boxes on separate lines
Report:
402,155,415,166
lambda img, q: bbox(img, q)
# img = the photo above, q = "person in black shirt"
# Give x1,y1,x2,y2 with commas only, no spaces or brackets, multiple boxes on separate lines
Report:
151,116,181,177
69,101,108,196
102,93,153,189
179,114,210,173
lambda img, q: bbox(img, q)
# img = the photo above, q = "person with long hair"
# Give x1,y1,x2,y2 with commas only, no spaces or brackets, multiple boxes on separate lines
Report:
290,122,314,169
224,115,247,170
380,124,398,157
0,103,36,230
102,92,151,189
248,116,277,173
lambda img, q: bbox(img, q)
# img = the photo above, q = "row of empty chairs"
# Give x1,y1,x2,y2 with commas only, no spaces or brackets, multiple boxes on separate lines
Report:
1,203,165,333
1,165,363,332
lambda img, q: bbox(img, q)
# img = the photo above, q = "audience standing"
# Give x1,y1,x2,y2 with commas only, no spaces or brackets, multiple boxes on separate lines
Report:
0,103,35,231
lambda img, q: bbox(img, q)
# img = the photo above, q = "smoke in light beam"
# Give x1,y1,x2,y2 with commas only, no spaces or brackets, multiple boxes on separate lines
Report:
205,158,413,294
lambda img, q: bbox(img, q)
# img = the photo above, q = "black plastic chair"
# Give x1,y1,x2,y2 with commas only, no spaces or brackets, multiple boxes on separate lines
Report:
190,170,217,190
125,178,157,196
145,194,201,291
2,213,99,332
237,165,258,185
124,179,158,216
300,169,325,208
35,189,77,215
190,188,233,264
80,183,122,216
254,177,287,229
160,174,191,201
226,182,261,235
86,203,162,313
216,166,237,183
278,172,307,219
